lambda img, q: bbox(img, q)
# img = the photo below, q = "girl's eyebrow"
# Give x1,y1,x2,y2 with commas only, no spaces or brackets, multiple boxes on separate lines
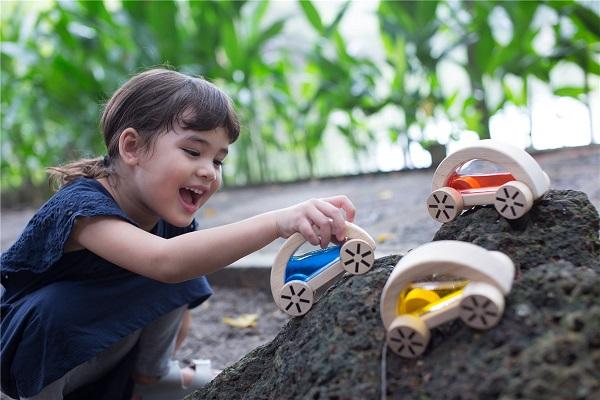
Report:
183,135,229,156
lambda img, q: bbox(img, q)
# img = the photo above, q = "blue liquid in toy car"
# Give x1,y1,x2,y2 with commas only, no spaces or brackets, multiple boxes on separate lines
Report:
285,246,341,283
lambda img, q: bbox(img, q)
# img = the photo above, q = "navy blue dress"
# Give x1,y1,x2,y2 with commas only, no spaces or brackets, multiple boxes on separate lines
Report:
0,178,213,398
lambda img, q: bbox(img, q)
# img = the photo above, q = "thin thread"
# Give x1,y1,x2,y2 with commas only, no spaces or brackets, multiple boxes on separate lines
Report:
380,340,388,400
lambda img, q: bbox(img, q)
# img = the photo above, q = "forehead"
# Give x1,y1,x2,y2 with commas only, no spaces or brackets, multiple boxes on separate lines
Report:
172,126,230,151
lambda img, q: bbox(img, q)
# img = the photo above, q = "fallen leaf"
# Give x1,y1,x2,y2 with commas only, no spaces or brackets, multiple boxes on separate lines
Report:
223,313,258,329
377,232,396,243
203,208,217,218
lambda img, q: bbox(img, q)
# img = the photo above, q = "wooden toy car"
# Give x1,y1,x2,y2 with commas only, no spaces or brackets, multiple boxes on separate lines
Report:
271,222,376,317
426,140,550,222
380,240,515,358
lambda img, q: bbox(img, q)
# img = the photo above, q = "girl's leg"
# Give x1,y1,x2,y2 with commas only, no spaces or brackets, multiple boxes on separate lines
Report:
21,305,191,398
174,309,191,352
132,305,188,383
21,330,141,400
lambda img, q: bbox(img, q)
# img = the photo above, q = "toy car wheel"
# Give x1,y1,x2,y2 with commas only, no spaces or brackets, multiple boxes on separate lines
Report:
279,281,314,317
386,314,431,358
340,239,375,275
426,187,464,223
494,181,533,220
459,282,505,330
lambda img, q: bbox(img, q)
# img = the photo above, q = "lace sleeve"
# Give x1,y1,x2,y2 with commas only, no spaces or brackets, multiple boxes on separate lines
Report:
1,179,133,275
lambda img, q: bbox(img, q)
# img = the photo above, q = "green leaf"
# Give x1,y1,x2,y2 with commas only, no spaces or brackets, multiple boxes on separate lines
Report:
299,0,324,33
250,0,270,33
414,0,438,29
475,24,495,75
444,90,459,110
571,3,600,39
248,19,285,56
221,20,240,69
553,86,586,98
324,1,350,38
144,0,180,64
588,59,600,75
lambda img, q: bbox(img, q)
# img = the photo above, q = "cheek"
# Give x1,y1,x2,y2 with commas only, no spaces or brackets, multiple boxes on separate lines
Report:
212,176,222,193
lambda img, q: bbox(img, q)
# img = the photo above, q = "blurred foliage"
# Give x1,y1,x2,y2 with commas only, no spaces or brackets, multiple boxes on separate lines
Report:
1,0,598,201
377,0,599,149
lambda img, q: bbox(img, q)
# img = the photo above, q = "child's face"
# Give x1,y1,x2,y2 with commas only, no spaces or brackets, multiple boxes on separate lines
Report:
133,126,230,228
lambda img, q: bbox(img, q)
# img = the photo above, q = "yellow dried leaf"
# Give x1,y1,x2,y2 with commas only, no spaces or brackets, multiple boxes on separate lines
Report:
222,313,258,328
377,232,395,243
203,208,217,218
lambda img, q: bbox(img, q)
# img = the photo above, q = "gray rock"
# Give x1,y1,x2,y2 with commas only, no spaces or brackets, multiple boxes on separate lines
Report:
188,190,600,400
433,190,600,273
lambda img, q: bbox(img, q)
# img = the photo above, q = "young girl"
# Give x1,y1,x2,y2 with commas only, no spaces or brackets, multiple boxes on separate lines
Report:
0,68,356,400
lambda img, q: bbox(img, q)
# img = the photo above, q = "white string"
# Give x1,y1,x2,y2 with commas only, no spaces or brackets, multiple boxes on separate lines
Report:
380,340,388,400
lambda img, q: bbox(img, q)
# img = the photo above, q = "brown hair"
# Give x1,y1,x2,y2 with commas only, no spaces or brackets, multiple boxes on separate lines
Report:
48,68,240,189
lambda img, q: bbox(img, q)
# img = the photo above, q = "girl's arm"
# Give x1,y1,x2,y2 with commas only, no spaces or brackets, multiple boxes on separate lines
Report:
69,196,355,283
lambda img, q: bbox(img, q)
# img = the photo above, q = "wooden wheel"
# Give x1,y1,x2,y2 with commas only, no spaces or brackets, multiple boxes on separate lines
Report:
494,181,533,219
426,187,463,223
387,314,431,358
340,239,374,275
459,282,505,330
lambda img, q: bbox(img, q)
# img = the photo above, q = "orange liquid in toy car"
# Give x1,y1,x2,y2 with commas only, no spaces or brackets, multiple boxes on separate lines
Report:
447,172,515,192
447,159,515,192
398,280,469,315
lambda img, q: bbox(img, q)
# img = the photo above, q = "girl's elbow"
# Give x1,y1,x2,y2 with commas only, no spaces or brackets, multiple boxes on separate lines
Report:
150,265,185,284
149,247,186,284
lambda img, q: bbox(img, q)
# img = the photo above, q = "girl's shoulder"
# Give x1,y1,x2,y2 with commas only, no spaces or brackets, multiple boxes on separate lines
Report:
33,178,136,227
47,178,124,215
1,178,134,275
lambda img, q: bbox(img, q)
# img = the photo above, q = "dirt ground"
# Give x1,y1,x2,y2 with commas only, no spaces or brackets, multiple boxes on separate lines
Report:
177,287,288,370
1,144,599,398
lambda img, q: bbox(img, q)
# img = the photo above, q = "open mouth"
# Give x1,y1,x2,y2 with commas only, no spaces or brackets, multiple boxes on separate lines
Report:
179,187,204,210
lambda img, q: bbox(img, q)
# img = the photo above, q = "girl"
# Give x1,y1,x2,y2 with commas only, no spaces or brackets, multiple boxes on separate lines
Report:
0,68,356,400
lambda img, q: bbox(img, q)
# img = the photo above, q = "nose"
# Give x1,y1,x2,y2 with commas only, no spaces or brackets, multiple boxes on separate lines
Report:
195,161,217,183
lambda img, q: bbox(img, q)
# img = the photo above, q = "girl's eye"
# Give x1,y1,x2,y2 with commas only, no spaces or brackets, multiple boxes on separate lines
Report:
213,160,224,167
183,149,200,157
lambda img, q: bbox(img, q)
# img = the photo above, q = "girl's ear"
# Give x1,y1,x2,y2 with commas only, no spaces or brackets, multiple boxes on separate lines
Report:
118,128,142,166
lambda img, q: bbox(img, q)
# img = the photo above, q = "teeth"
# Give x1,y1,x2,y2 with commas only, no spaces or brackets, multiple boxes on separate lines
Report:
185,187,204,195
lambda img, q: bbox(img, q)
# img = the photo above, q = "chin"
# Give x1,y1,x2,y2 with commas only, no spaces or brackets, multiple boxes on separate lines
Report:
168,214,196,228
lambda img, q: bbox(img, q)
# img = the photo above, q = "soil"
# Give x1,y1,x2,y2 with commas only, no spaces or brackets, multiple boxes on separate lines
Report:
177,287,288,371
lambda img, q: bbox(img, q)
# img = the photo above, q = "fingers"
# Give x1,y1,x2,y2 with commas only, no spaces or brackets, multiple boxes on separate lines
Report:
298,219,320,246
321,195,356,223
307,207,332,248
307,196,356,246
314,201,346,242
279,195,356,248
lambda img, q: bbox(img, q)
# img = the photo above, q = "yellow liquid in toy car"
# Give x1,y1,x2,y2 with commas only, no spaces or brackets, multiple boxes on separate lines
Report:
397,279,469,316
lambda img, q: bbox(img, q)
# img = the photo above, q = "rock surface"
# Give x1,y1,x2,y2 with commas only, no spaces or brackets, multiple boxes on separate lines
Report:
189,190,600,400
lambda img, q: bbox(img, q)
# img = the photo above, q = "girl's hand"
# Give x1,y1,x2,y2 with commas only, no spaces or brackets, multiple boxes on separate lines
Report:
274,195,356,248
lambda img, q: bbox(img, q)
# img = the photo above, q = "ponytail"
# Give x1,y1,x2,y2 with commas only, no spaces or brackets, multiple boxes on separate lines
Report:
47,156,112,191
